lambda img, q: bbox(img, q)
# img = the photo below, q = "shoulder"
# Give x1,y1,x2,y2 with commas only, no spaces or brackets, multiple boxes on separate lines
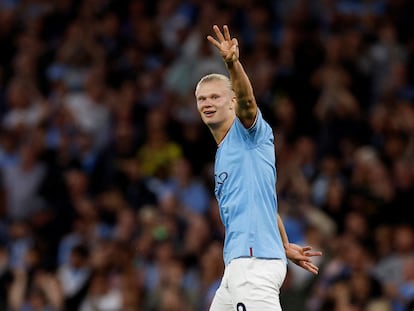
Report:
234,109,272,141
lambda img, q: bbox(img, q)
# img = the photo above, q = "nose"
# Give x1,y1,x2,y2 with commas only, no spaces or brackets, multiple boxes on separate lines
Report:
198,100,212,110
203,100,212,107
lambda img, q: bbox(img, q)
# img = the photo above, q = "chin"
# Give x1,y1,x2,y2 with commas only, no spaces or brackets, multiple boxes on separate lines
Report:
202,116,214,125
202,117,215,126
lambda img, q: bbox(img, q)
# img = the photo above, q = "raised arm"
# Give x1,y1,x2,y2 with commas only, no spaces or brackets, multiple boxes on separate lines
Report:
207,25,257,128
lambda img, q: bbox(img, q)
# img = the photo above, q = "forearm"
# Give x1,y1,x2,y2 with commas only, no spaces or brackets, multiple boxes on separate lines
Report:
277,213,289,248
43,275,64,310
8,271,27,310
226,60,257,124
226,60,254,104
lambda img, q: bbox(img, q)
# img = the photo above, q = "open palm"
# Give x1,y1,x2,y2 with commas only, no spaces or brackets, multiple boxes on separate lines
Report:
285,243,322,275
207,25,239,63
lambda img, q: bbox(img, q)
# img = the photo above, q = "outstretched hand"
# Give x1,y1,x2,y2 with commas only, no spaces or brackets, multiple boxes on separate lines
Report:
284,243,322,275
207,25,239,63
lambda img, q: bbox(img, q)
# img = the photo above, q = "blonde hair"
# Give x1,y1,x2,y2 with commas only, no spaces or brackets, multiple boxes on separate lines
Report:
195,73,232,93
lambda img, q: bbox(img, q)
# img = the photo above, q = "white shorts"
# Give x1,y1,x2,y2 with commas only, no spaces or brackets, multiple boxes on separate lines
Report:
209,257,287,311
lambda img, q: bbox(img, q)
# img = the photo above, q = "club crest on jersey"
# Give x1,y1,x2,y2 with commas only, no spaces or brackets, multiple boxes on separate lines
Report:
214,171,228,199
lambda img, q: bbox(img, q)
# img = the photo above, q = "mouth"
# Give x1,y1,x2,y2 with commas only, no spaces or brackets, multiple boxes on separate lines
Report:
203,110,216,118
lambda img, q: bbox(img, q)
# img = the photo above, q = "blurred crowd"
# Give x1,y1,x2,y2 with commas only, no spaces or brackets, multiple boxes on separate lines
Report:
0,0,413,310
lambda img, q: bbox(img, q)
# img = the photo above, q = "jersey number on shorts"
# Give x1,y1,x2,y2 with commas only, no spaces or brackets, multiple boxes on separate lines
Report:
237,302,246,311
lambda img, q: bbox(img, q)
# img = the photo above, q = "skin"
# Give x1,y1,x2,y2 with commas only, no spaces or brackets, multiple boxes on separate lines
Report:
197,25,322,274
196,79,236,144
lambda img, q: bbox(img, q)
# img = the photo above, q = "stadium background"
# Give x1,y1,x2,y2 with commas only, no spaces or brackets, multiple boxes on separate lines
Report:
0,0,413,310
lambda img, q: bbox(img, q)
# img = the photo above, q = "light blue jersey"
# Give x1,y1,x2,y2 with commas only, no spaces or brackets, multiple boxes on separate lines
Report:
214,110,287,266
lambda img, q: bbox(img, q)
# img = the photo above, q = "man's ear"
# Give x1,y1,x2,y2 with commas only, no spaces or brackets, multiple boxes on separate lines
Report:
230,96,237,110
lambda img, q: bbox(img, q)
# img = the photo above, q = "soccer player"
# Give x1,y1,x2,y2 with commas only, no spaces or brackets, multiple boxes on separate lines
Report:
195,25,322,311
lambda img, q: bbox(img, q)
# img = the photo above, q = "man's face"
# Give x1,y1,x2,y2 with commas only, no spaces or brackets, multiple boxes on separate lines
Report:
195,80,235,129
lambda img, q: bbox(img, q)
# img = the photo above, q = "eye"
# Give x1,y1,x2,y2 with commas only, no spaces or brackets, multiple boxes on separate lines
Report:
211,94,219,99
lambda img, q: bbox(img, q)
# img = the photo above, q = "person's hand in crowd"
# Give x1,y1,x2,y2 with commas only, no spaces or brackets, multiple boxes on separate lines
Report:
8,268,28,310
33,270,64,309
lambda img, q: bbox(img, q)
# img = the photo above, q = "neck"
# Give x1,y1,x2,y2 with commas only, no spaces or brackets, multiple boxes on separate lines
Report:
209,116,235,145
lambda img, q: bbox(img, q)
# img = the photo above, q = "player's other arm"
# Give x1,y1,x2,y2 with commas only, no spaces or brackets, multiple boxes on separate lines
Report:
277,214,322,275
208,25,257,128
